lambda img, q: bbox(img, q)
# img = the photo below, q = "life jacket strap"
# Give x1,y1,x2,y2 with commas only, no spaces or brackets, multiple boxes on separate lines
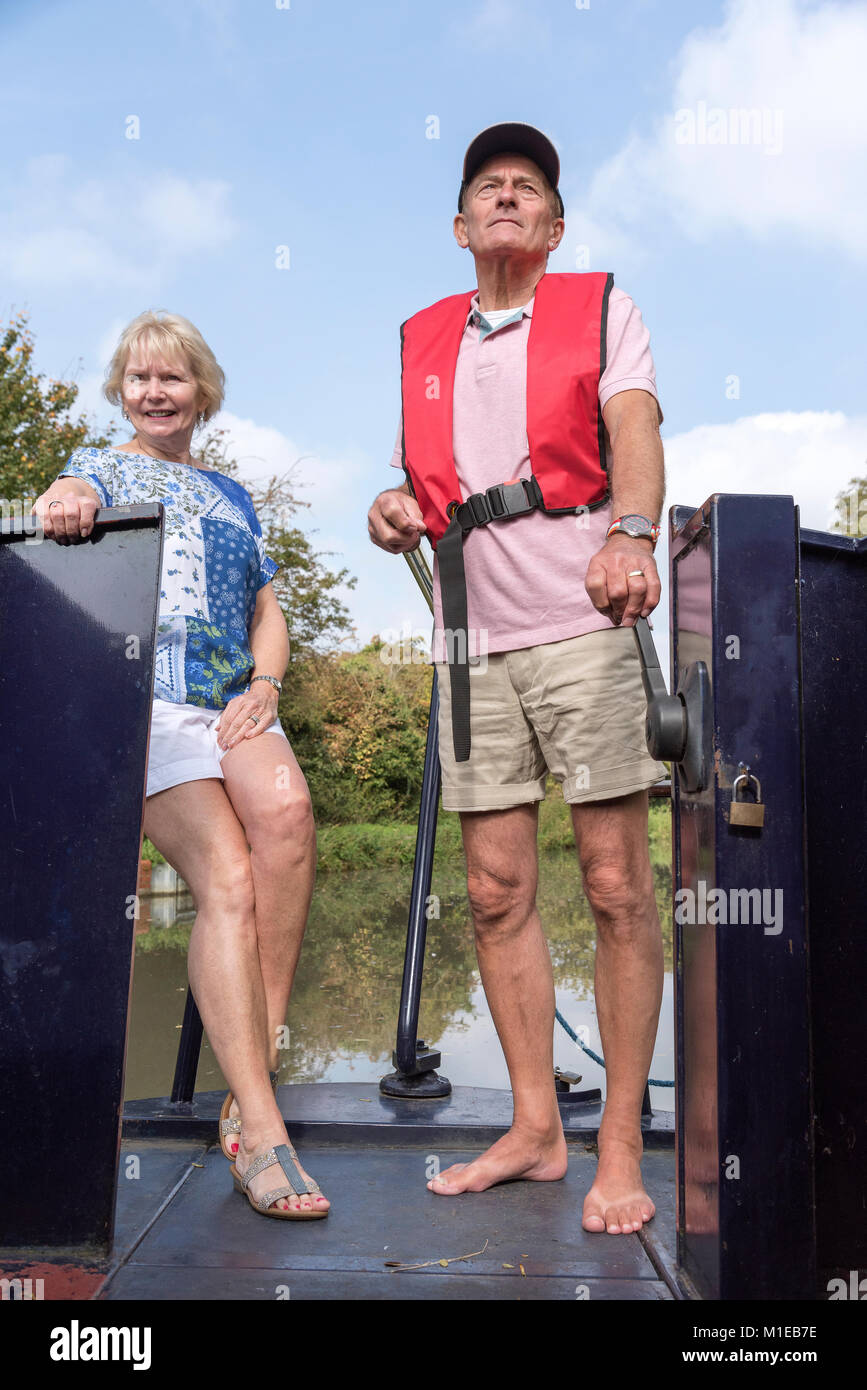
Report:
438,475,544,762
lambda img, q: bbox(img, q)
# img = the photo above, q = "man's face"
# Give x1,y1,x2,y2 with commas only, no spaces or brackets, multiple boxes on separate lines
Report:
454,153,563,260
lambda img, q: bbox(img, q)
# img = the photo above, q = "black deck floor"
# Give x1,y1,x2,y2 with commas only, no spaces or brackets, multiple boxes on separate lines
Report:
101,1126,678,1301
0,1086,679,1302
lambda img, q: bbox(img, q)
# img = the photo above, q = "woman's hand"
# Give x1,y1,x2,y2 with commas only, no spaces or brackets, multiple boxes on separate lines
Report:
33,481,101,541
215,684,280,751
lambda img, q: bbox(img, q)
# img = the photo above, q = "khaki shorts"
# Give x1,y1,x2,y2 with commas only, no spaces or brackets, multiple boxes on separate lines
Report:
434,627,667,812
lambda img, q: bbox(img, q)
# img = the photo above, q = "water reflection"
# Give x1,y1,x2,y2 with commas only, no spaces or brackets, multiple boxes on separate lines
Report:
127,850,674,1109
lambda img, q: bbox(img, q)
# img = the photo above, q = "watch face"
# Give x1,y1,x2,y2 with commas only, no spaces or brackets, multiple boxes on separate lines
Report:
620,514,650,534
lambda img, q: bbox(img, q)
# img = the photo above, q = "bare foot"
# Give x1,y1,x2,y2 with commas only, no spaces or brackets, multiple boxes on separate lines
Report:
234,1124,330,1215
582,1137,655,1234
427,1123,568,1196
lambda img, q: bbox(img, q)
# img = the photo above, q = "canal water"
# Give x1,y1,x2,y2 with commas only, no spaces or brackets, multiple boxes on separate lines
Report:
126,845,675,1110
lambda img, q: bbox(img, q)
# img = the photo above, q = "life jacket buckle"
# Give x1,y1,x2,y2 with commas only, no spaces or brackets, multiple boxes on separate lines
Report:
486,479,534,519
467,492,491,525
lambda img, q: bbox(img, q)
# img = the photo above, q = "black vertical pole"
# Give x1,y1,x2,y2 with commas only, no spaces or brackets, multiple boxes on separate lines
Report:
380,667,451,1097
170,988,204,1105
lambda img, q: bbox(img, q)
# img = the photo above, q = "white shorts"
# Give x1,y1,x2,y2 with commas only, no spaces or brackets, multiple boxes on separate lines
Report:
145,698,289,798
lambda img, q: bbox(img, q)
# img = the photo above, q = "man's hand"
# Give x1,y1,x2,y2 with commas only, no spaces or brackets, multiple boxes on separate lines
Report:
585,534,661,627
368,485,427,554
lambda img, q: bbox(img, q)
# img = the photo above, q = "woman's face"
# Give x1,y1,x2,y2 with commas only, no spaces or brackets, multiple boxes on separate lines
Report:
120,346,204,453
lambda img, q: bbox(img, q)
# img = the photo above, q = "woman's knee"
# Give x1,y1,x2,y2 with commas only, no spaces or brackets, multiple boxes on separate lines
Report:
246,788,316,861
196,852,257,922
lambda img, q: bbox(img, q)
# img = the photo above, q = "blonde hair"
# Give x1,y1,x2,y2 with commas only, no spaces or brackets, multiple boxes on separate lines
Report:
103,310,226,422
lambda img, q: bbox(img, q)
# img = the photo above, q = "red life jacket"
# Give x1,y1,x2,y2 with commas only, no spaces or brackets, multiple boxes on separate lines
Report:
399,270,613,545
398,270,614,763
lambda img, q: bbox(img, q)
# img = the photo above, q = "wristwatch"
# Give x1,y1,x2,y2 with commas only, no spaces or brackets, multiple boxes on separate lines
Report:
606,514,661,547
248,674,282,695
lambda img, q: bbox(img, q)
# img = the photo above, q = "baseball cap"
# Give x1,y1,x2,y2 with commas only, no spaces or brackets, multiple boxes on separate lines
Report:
459,122,563,216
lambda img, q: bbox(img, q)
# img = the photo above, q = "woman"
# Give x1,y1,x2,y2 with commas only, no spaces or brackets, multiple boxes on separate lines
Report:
34,310,329,1220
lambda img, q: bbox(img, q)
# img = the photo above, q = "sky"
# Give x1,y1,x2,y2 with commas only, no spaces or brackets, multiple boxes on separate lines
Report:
2,0,865,682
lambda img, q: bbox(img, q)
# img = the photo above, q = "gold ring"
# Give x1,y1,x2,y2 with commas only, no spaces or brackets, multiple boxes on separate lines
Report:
627,570,645,578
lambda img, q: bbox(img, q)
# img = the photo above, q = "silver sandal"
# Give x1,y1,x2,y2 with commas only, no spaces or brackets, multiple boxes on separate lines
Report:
230,1141,328,1220
218,1069,279,1160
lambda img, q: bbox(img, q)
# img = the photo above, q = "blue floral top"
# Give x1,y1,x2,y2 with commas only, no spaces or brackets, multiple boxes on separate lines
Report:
59,447,279,710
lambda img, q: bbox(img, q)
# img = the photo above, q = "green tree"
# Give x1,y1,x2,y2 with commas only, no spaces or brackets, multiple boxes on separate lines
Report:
830,476,867,538
0,311,115,506
280,639,433,824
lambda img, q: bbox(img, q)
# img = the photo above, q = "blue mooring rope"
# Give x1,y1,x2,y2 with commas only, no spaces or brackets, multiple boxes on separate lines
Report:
555,1008,675,1087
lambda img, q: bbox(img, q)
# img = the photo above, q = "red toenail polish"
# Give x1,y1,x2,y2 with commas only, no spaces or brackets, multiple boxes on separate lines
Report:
231,1142,238,1153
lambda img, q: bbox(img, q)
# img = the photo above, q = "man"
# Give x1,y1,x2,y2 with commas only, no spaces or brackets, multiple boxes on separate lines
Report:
367,123,667,1235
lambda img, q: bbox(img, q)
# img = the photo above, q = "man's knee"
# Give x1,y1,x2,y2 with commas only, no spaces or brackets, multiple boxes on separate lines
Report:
466,862,535,939
580,852,653,934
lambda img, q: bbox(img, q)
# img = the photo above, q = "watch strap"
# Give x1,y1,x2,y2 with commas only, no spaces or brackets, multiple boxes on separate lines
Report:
250,674,282,694
606,515,660,545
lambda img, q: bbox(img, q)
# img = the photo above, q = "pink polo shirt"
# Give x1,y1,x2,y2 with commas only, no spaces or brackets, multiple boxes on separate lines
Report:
389,285,662,662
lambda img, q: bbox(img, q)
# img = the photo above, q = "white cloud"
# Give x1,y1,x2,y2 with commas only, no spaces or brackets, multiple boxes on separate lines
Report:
209,410,367,519
566,0,867,262
646,407,865,681
662,408,865,531
138,176,237,255
0,156,237,289
454,0,551,49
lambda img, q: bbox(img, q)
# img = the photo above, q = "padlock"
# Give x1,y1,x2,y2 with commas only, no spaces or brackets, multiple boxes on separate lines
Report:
730,771,765,827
